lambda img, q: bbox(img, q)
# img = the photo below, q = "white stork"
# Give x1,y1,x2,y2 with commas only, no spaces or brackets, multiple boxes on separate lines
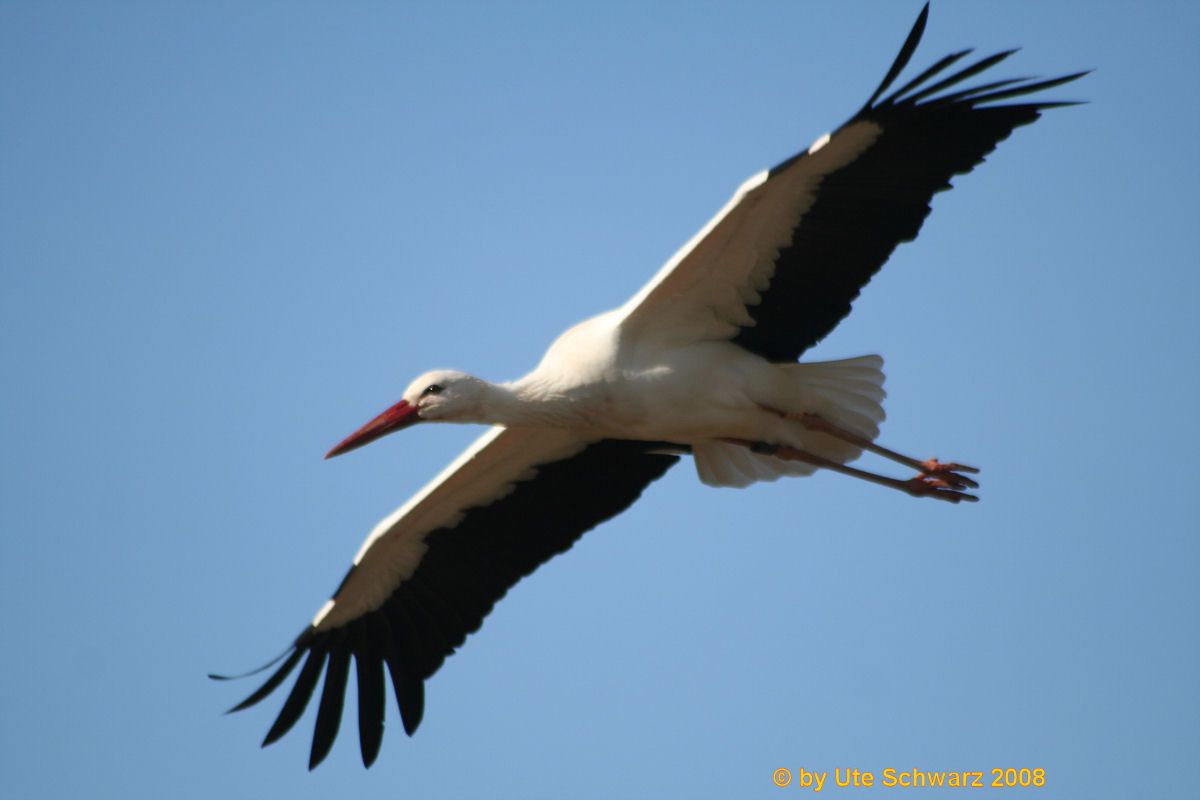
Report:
217,4,1085,768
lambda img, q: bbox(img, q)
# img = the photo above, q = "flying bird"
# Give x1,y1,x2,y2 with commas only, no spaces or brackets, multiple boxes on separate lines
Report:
217,4,1085,769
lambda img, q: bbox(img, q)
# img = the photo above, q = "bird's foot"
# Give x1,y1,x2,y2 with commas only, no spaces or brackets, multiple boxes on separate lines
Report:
920,457,979,475
902,473,979,503
918,458,980,490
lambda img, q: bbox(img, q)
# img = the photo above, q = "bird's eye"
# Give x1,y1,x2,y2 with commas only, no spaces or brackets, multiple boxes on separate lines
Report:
422,384,444,396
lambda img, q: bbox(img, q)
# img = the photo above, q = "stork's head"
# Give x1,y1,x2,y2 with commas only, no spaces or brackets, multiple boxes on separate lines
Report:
324,369,486,458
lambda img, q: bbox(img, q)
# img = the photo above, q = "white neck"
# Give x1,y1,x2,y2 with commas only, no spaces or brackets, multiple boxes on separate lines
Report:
479,376,586,428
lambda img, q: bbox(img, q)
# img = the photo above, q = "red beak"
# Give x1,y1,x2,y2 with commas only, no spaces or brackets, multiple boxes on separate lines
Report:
325,399,421,459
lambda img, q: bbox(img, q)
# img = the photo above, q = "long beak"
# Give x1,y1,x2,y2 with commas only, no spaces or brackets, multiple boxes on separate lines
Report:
325,399,421,459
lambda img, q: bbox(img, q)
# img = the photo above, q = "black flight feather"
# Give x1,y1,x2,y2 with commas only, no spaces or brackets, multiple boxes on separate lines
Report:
862,2,930,111
262,647,327,747
309,639,351,769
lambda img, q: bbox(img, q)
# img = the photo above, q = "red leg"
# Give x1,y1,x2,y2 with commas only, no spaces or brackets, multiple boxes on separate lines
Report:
775,411,980,490
725,438,978,504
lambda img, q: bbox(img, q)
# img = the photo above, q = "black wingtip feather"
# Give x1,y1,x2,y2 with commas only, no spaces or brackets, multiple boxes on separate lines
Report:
402,683,425,737
863,2,930,111
1028,100,1089,109
208,642,297,682
225,648,305,714
262,648,328,747
966,70,1092,105
375,612,426,737
894,49,1020,106
309,642,351,770
880,48,974,108
922,76,1032,107
384,648,425,736
354,624,385,768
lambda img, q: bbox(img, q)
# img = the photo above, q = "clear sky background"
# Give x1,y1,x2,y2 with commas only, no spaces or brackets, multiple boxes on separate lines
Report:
2,2,1196,798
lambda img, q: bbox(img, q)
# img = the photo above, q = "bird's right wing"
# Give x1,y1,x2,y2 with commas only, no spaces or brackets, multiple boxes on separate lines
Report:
219,426,681,768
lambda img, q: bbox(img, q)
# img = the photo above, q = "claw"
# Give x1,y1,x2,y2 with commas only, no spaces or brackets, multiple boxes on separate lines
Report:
921,458,980,475
918,468,979,490
902,475,979,504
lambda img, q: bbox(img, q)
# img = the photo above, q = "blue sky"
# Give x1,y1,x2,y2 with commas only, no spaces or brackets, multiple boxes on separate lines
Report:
2,2,1196,798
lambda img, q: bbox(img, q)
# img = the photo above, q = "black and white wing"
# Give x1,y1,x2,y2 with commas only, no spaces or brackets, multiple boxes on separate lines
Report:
219,427,680,768
617,3,1086,362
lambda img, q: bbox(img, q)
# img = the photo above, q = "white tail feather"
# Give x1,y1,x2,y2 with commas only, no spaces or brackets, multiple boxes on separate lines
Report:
692,354,886,488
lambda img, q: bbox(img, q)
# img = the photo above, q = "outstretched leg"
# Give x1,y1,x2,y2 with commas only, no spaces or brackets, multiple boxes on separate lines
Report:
722,438,978,504
760,406,980,491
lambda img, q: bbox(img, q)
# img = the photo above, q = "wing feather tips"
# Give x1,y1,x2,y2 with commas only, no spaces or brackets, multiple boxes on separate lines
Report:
352,622,386,768
964,70,1092,106
874,51,1090,115
381,625,426,736
887,49,1021,108
882,48,974,106
862,2,930,111
222,648,305,713
309,635,352,770
378,604,428,736
262,646,328,747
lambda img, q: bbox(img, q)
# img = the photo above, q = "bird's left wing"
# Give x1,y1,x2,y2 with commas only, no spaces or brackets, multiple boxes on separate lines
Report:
615,4,1086,362
220,426,680,768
